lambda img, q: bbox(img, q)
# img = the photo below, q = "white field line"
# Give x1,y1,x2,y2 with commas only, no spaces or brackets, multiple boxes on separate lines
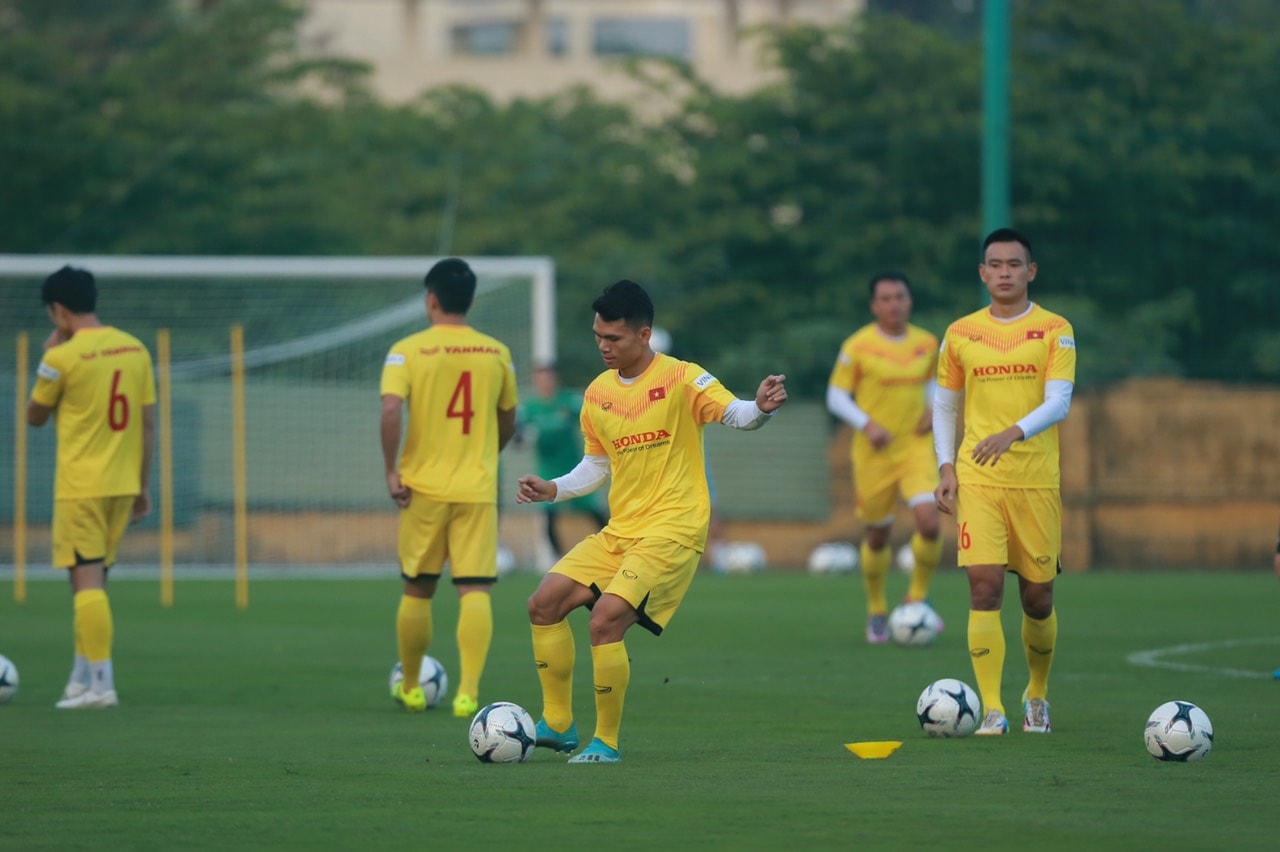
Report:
1126,637,1280,680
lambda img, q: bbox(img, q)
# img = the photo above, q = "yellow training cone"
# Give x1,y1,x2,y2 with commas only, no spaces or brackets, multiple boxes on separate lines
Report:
844,740,903,759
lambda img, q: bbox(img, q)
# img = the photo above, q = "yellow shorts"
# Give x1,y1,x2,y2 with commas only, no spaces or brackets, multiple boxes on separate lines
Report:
854,445,940,525
956,483,1062,582
52,496,135,569
397,497,497,583
552,530,700,636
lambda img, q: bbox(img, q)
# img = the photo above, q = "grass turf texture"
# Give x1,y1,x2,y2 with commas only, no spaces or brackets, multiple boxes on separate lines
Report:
2,569,1277,851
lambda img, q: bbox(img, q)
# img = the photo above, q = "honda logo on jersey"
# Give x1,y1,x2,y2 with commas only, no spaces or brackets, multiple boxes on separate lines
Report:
648,387,666,401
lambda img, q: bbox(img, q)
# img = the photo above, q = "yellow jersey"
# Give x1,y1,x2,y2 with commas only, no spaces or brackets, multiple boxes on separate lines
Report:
381,324,518,503
828,323,938,466
31,326,156,500
937,304,1076,488
581,353,737,550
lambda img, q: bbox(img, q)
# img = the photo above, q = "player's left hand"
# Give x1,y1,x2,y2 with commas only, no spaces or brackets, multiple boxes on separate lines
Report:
755,374,788,413
970,426,1024,467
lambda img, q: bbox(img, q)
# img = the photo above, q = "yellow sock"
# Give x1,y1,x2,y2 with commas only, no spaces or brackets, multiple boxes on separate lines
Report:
455,592,492,700
74,589,113,663
590,641,630,752
531,621,575,732
396,595,433,691
1022,609,1057,701
968,609,1005,715
860,542,890,615
906,532,943,602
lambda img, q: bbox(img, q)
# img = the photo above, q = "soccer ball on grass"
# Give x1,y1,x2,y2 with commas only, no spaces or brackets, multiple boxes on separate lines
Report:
0,654,17,704
468,701,537,763
916,678,979,738
888,601,943,647
389,655,448,708
806,541,859,574
1144,700,1213,762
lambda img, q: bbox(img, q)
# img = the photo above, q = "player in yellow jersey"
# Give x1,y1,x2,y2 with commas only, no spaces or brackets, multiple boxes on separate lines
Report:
516,280,788,764
933,229,1076,736
380,258,518,717
27,266,156,709
827,272,943,644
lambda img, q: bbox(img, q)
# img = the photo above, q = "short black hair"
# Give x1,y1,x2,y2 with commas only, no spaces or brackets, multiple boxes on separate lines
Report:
982,228,1033,262
424,258,476,314
41,265,97,313
592,279,654,331
868,271,912,299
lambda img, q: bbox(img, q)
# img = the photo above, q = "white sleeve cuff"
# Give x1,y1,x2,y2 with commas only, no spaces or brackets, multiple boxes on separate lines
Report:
722,399,773,431
551,455,610,502
1015,380,1074,440
932,386,960,466
826,385,870,431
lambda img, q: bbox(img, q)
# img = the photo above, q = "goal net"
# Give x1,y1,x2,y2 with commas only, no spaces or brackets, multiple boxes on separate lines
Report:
1,255,554,574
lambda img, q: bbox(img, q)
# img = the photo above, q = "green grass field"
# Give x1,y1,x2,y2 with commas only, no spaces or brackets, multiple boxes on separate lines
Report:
2,568,1278,851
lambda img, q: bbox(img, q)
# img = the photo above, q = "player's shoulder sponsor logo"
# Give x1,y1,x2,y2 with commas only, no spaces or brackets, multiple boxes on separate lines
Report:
36,361,61,381
693,371,716,389
384,353,406,367
1057,336,1076,349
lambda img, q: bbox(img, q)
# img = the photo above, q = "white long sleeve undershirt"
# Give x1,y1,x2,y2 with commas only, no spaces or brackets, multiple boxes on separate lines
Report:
826,385,869,430
932,379,1074,466
722,398,773,431
550,454,610,503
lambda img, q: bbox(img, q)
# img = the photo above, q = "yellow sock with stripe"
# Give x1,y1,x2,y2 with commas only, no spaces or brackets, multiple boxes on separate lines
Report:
531,621,576,732
906,532,943,602
590,641,630,752
1022,609,1057,701
860,542,891,616
455,592,492,700
74,589,114,692
396,595,433,692
967,609,1005,715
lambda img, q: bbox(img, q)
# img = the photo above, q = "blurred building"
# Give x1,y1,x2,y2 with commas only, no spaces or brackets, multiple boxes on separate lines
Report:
302,0,864,102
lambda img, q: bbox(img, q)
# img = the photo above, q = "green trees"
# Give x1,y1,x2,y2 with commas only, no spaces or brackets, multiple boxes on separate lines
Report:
2,1,1275,392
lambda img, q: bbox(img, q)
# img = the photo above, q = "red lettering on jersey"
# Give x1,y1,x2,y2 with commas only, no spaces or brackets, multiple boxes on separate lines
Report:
973,364,1039,377
610,429,672,450
648,387,666,401
419,347,439,356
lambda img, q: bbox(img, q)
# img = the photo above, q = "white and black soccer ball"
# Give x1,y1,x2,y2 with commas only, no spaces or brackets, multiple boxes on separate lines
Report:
0,654,17,705
894,543,915,574
916,678,980,738
717,541,767,574
889,601,944,647
469,701,537,764
389,655,449,708
806,541,859,575
1144,700,1214,762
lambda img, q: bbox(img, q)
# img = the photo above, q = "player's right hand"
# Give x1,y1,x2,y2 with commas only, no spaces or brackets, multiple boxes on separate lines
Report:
864,421,892,449
934,464,958,515
516,474,556,504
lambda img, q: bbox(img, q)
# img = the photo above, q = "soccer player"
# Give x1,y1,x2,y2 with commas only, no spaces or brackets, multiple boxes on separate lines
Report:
380,258,518,717
517,364,608,562
27,266,156,709
826,272,944,644
516,279,788,764
933,228,1076,735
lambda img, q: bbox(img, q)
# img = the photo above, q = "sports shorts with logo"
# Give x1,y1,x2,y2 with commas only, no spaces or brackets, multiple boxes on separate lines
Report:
552,529,700,636
955,483,1062,582
398,497,498,583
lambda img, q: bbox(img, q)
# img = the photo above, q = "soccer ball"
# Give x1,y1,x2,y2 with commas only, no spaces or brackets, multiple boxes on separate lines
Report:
496,543,517,576
916,678,980,738
889,601,944,647
468,701,537,764
1144,700,1214,762
806,541,859,574
0,654,17,705
894,543,915,574
389,655,449,708
716,541,767,574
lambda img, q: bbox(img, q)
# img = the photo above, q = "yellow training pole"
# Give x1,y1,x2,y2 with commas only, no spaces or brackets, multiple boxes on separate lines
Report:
157,329,174,607
13,333,28,604
231,324,249,609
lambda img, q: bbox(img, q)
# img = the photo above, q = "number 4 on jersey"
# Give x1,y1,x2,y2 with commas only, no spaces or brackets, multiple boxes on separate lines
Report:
447,371,474,434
